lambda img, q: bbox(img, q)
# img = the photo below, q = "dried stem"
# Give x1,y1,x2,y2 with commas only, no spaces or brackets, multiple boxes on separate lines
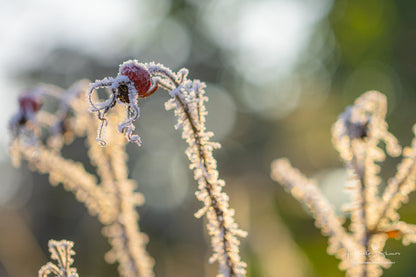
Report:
9,83,154,277
158,63,247,276
349,144,370,277
176,95,244,276
271,91,416,277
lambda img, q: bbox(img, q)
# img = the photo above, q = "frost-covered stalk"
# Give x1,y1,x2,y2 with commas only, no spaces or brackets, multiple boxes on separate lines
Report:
88,60,247,276
9,82,154,277
163,69,248,277
271,91,416,277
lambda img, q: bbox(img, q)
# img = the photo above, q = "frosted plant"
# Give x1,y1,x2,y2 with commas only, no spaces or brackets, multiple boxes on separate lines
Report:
9,60,246,277
271,91,416,277
9,81,154,277
39,240,79,277
9,84,65,146
87,60,247,277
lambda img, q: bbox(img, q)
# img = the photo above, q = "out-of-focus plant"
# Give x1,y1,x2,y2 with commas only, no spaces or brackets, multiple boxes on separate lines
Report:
9,60,247,277
39,240,79,277
271,91,416,277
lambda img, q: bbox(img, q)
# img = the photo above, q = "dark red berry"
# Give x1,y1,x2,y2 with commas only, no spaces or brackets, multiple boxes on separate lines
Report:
119,62,151,97
18,94,43,113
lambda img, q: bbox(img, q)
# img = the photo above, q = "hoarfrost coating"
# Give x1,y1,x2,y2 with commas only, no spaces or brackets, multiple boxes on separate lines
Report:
10,60,247,277
272,91,416,277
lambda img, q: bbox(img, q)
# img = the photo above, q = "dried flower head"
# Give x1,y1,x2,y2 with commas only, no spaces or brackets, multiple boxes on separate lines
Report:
87,60,161,146
19,93,44,113
9,91,44,144
9,82,89,150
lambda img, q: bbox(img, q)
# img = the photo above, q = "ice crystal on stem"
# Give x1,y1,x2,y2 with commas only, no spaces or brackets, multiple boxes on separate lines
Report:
9,81,154,277
39,240,78,277
164,73,248,277
87,60,247,276
271,91,416,277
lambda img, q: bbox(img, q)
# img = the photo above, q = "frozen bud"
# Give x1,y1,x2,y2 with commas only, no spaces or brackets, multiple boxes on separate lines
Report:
340,106,368,139
18,93,43,113
119,61,152,99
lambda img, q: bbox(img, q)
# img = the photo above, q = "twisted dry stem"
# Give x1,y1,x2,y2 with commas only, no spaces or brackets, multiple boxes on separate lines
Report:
271,91,416,277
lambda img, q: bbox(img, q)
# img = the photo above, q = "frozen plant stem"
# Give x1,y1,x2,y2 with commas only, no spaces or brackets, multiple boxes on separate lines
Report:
10,60,247,277
9,82,154,277
176,89,243,277
271,91,416,277
349,141,370,275
88,60,247,276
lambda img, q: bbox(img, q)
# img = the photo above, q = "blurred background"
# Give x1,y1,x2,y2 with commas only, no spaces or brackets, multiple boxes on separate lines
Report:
1,0,416,276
